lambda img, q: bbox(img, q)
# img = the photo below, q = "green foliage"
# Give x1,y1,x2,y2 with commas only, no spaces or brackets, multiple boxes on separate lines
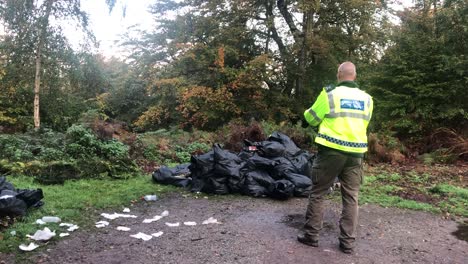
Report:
430,184,468,200
0,135,34,161
134,106,172,131
65,124,100,158
408,173,431,184
363,168,468,217
175,142,211,163
0,0,100,131
368,1,468,136
64,124,130,161
100,140,130,160
122,0,388,129
0,126,138,183
30,160,81,184
360,177,438,213
177,86,240,130
429,184,468,216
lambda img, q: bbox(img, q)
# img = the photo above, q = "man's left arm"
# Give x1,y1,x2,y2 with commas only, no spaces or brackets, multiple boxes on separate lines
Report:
304,89,329,127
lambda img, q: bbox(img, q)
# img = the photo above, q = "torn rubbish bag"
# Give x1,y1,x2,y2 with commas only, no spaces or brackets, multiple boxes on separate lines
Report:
0,176,44,217
152,163,191,188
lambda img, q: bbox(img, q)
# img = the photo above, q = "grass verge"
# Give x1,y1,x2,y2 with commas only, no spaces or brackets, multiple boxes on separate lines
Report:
359,171,468,218
0,174,177,254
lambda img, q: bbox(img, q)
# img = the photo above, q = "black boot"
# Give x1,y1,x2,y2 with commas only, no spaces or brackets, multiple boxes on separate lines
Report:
297,234,318,247
339,243,354,254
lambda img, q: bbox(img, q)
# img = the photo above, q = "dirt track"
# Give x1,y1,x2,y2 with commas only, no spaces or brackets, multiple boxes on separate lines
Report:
2,192,467,264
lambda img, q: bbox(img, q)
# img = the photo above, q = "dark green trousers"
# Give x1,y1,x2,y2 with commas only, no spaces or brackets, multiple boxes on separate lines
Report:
303,148,362,249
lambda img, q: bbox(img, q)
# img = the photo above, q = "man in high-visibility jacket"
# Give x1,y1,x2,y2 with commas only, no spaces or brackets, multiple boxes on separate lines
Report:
297,62,373,254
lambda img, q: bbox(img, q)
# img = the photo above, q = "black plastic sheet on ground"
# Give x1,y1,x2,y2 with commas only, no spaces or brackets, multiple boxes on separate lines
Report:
0,176,44,217
152,132,315,200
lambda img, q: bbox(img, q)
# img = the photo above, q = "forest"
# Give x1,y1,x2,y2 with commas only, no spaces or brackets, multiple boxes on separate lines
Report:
0,0,467,258
0,0,466,187
0,0,467,189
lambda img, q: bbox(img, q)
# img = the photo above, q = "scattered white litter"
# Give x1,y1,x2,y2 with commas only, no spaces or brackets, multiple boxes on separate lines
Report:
183,221,197,226
95,221,109,228
67,225,79,232
0,195,14,199
143,215,163,224
36,216,61,224
19,242,39,251
59,233,70,237
143,195,158,201
101,213,137,220
41,216,61,223
123,208,131,213
10,230,16,236
323,249,332,253
35,219,46,225
130,232,152,241
142,210,169,224
151,231,163,238
202,217,220,225
26,227,56,241
165,222,180,227
59,223,79,232
116,226,131,231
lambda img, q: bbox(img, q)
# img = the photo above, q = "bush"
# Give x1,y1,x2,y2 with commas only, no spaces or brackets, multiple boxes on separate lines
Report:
0,135,33,161
0,125,139,183
31,161,81,184
65,125,100,158
177,86,240,130
100,140,130,160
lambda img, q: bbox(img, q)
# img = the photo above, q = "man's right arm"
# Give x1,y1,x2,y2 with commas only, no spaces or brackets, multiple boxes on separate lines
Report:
303,89,329,127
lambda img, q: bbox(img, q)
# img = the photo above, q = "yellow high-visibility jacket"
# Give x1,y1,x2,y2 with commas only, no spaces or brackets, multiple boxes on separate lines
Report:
304,81,373,154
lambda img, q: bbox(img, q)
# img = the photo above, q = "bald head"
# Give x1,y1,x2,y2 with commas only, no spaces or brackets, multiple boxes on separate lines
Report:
337,62,356,82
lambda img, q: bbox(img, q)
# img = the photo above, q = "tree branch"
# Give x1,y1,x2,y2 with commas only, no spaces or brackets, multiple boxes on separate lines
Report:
276,0,302,43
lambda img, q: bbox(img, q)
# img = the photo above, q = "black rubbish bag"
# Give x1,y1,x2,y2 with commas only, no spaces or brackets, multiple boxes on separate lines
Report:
16,189,44,208
213,144,242,177
284,172,312,197
238,150,255,160
267,132,301,157
245,154,278,172
152,164,191,188
257,141,285,157
203,176,230,195
270,157,295,179
228,161,247,193
290,152,315,176
190,150,215,192
0,176,44,217
0,190,27,216
191,177,205,193
242,174,268,197
270,179,295,200
247,170,275,191
0,176,15,191
189,150,215,176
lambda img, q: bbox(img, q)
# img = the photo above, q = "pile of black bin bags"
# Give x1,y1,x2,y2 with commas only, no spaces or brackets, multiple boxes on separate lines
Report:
152,132,315,200
0,176,44,217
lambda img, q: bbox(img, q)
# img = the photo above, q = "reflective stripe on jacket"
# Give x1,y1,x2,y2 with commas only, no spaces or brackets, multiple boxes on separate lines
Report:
304,82,373,153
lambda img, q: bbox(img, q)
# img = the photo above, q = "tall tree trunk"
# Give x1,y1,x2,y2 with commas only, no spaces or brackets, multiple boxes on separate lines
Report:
33,0,53,129
276,0,307,97
296,10,313,99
